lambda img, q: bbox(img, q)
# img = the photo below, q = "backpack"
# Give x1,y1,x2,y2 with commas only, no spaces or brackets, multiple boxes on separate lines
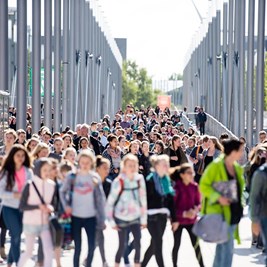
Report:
113,176,141,209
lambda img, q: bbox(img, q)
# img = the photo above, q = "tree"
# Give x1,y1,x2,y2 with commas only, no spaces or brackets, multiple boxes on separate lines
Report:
122,60,163,110
169,73,183,81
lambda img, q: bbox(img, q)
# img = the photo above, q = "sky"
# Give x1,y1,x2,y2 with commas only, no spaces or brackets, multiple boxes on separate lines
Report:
8,0,211,79
99,0,211,79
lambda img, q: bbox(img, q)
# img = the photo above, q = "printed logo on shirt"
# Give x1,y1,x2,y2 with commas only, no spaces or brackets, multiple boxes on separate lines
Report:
74,181,93,195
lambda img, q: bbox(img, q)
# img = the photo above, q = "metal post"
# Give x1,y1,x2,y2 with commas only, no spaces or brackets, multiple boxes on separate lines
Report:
247,0,255,146
62,0,69,129
222,2,228,126
54,0,61,132
32,0,41,133
69,0,75,129
239,0,246,138
212,17,217,117
80,0,86,123
256,0,266,137
44,0,52,129
17,0,27,130
0,0,8,93
216,10,221,121
233,0,241,136
227,0,234,130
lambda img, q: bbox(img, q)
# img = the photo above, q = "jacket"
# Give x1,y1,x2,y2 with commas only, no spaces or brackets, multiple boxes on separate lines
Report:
0,167,33,209
199,155,245,243
106,173,147,228
250,164,267,222
174,179,201,225
146,172,177,222
19,175,56,226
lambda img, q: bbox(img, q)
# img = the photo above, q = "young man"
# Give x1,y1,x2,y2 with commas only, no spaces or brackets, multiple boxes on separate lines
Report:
49,137,64,162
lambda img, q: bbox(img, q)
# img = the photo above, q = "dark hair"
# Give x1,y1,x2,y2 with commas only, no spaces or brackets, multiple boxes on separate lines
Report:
107,134,117,143
155,140,165,153
96,155,110,168
219,133,229,141
222,138,243,156
1,145,32,191
33,158,52,178
171,135,181,149
169,163,192,181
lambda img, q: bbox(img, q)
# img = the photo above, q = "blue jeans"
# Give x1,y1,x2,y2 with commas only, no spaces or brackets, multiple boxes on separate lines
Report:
2,206,23,264
213,224,236,267
260,217,267,266
72,216,96,267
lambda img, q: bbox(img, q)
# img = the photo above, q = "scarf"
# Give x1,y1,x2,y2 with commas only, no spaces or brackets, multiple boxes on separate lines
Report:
107,146,121,159
152,172,174,196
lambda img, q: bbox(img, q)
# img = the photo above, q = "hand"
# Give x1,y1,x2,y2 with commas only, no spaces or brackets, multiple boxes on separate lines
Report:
218,196,231,206
65,206,72,215
112,225,120,231
141,224,147,229
170,156,179,161
13,192,21,199
139,166,144,170
252,222,261,236
194,159,198,164
39,204,49,213
114,169,119,174
46,204,54,213
172,222,179,232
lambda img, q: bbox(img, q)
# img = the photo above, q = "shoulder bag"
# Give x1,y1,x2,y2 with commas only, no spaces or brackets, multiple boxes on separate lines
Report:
32,181,63,247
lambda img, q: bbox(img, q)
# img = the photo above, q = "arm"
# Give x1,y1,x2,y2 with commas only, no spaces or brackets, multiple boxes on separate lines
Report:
102,150,115,174
106,178,121,228
0,174,16,199
139,175,147,226
94,181,106,229
250,170,265,222
59,174,72,210
19,183,40,211
199,162,221,204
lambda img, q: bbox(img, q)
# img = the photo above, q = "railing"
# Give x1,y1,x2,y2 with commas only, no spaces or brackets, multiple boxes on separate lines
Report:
186,112,238,139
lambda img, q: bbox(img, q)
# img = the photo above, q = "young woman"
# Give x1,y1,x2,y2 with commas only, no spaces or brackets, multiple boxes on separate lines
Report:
200,139,244,267
0,145,33,266
62,134,73,151
94,156,111,267
165,135,188,167
170,164,204,267
139,141,152,179
129,140,140,156
60,151,105,267
63,147,77,168
25,138,40,153
106,154,147,267
78,137,94,155
142,155,178,267
102,135,123,181
36,159,62,267
202,136,223,171
18,159,56,267
31,143,50,162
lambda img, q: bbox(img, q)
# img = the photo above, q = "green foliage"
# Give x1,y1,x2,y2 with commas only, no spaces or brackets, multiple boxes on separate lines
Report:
122,60,162,110
169,73,183,81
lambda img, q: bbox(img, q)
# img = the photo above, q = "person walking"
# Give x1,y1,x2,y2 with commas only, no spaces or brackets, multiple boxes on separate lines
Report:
142,155,178,267
18,159,56,267
196,108,207,135
60,150,105,267
170,164,205,267
106,154,147,267
199,139,245,267
0,145,33,266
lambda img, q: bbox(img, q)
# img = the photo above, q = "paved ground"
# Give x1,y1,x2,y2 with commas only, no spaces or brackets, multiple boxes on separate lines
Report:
1,207,265,267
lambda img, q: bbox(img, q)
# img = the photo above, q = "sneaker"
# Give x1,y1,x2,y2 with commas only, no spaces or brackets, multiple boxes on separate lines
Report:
103,263,110,267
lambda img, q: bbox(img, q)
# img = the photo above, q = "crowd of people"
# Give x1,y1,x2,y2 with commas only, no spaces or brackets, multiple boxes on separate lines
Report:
0,103,266,267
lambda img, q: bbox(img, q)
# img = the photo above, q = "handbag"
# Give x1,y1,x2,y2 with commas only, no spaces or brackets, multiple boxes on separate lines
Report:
32,181,63,247
192,199,228,244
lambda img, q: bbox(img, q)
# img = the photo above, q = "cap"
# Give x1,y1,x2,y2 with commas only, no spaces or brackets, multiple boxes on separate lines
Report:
103,126,110,132
91,131,99,138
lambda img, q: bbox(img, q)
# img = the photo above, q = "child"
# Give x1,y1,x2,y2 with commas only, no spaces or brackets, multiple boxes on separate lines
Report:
18,158,56,267
60,150,105,267
106,154,147,267
170,163,204,267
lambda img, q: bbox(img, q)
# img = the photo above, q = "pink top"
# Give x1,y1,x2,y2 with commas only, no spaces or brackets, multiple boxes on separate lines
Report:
15,167,26,193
